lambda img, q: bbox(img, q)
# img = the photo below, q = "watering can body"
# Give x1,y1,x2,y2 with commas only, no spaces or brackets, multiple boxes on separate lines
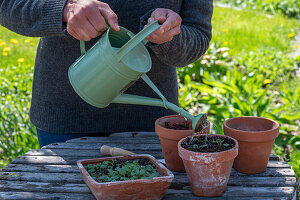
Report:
68,23,156,108
68,21,206,132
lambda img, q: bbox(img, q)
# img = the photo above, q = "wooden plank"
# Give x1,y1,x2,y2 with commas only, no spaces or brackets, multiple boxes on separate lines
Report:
0,169,296,185
109,131,158,138
166,186,295,198
12,153,163,165
23,149,164,158
66,136,160,143
10,155,290,171
267,161,291,168
172,168,295,177
164,190,290,200
0,181,90,193
224,186,295,198
11,156,92,165
230,168,295,177
42,142,162,151
172,176,296,188
3,164,77,173
0,172,83,183
0,192,95,200
269,154,280,161
0,181,294,199
0,191,290,200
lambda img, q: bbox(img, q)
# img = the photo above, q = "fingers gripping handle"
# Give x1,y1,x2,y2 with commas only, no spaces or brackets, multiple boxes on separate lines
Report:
116,21,160,61
79,23,110,56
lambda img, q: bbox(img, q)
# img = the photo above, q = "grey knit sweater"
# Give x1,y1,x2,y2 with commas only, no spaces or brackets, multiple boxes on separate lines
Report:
0,0,213,134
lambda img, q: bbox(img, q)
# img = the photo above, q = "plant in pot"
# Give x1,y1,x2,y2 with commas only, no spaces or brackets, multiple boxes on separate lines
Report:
223,116,279,174
155,115,210,172
77,154,174,200
178,134,238,197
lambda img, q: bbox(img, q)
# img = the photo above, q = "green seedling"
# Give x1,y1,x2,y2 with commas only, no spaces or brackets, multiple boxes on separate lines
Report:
84,159,161,183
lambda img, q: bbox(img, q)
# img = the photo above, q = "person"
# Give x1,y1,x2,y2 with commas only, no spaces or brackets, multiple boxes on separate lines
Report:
0,0,213,147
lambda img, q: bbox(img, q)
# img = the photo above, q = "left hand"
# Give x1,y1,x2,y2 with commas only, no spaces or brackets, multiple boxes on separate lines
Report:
145,8,182,44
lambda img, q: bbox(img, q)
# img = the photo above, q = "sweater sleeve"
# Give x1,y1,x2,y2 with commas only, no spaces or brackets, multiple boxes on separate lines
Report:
0,0,67,37
140,0,213,67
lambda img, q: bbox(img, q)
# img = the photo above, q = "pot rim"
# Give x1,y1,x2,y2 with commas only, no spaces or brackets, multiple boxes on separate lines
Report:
223,116,279,142
223,116,279,134
77,154,174,186
178,134,239,163
155,115,193,133
155,115,210,140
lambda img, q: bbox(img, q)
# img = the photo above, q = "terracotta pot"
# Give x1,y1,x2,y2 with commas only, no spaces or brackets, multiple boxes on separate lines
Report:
178,134,238,197
223,116,279,174
77,154,174,200
155,115,210,172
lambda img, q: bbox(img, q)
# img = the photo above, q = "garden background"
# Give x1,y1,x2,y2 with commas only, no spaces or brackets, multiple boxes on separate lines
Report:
0,0,299,192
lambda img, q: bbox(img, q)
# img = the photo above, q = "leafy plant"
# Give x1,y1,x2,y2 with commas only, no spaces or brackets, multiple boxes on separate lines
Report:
178,43,299,177
216,0,300,18
84,159,161,183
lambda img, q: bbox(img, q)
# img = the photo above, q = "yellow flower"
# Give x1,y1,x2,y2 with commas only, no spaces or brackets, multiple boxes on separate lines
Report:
24,39,30,43
30,42,35,46
2,52,8,56
178,88,183,93
0,41,6,47
287,33,295,38
223,41,228,46
17,58,25,63
10,38,18,44
211,20,214,24
3,47,11,52
222,29,228,33
263,79,271,85
295,44,299,49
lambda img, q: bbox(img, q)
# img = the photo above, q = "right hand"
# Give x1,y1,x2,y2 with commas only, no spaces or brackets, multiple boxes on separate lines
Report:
63,0,120,41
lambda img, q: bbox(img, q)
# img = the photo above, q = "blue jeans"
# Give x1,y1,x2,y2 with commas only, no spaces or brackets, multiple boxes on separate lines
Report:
36,128,111,148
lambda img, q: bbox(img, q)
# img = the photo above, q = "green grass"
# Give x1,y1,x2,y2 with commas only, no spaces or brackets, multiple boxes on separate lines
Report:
212,7,300,55
0,27,39,66
0,26,39,167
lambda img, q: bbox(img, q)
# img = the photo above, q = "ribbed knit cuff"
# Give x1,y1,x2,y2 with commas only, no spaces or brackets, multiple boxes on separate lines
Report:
40,0,67,36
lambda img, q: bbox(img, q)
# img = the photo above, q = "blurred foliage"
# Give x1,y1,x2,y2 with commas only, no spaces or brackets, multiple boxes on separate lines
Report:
0,30,39,168
217,0,300,19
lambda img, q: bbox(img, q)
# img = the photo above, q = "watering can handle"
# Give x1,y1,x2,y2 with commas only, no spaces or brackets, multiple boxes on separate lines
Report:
116,21,160,61
79,23,110,56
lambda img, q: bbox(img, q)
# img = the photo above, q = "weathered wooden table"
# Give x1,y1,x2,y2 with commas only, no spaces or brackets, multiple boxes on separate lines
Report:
0,132,297,200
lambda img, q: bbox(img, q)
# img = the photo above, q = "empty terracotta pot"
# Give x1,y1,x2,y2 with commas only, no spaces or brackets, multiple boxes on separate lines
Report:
223,116,279,174
178,134,238,197
77,154,174,200
155,115,210,172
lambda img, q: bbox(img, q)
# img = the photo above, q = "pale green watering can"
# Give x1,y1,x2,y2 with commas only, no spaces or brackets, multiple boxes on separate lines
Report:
68,21,207,132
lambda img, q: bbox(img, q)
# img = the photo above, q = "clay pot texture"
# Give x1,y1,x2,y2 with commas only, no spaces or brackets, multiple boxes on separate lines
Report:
223,116,279,174
178,134,238,197
77,154,174,200
155,115,210,172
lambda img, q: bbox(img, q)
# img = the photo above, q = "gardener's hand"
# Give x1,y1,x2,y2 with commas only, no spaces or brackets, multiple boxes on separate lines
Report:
144,8,182,45
63,0,120,41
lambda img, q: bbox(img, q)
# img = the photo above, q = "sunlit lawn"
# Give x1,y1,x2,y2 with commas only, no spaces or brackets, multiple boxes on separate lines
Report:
212,7,300,55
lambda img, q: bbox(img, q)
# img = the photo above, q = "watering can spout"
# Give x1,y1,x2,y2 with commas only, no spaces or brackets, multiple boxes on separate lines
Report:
112,94,207,132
